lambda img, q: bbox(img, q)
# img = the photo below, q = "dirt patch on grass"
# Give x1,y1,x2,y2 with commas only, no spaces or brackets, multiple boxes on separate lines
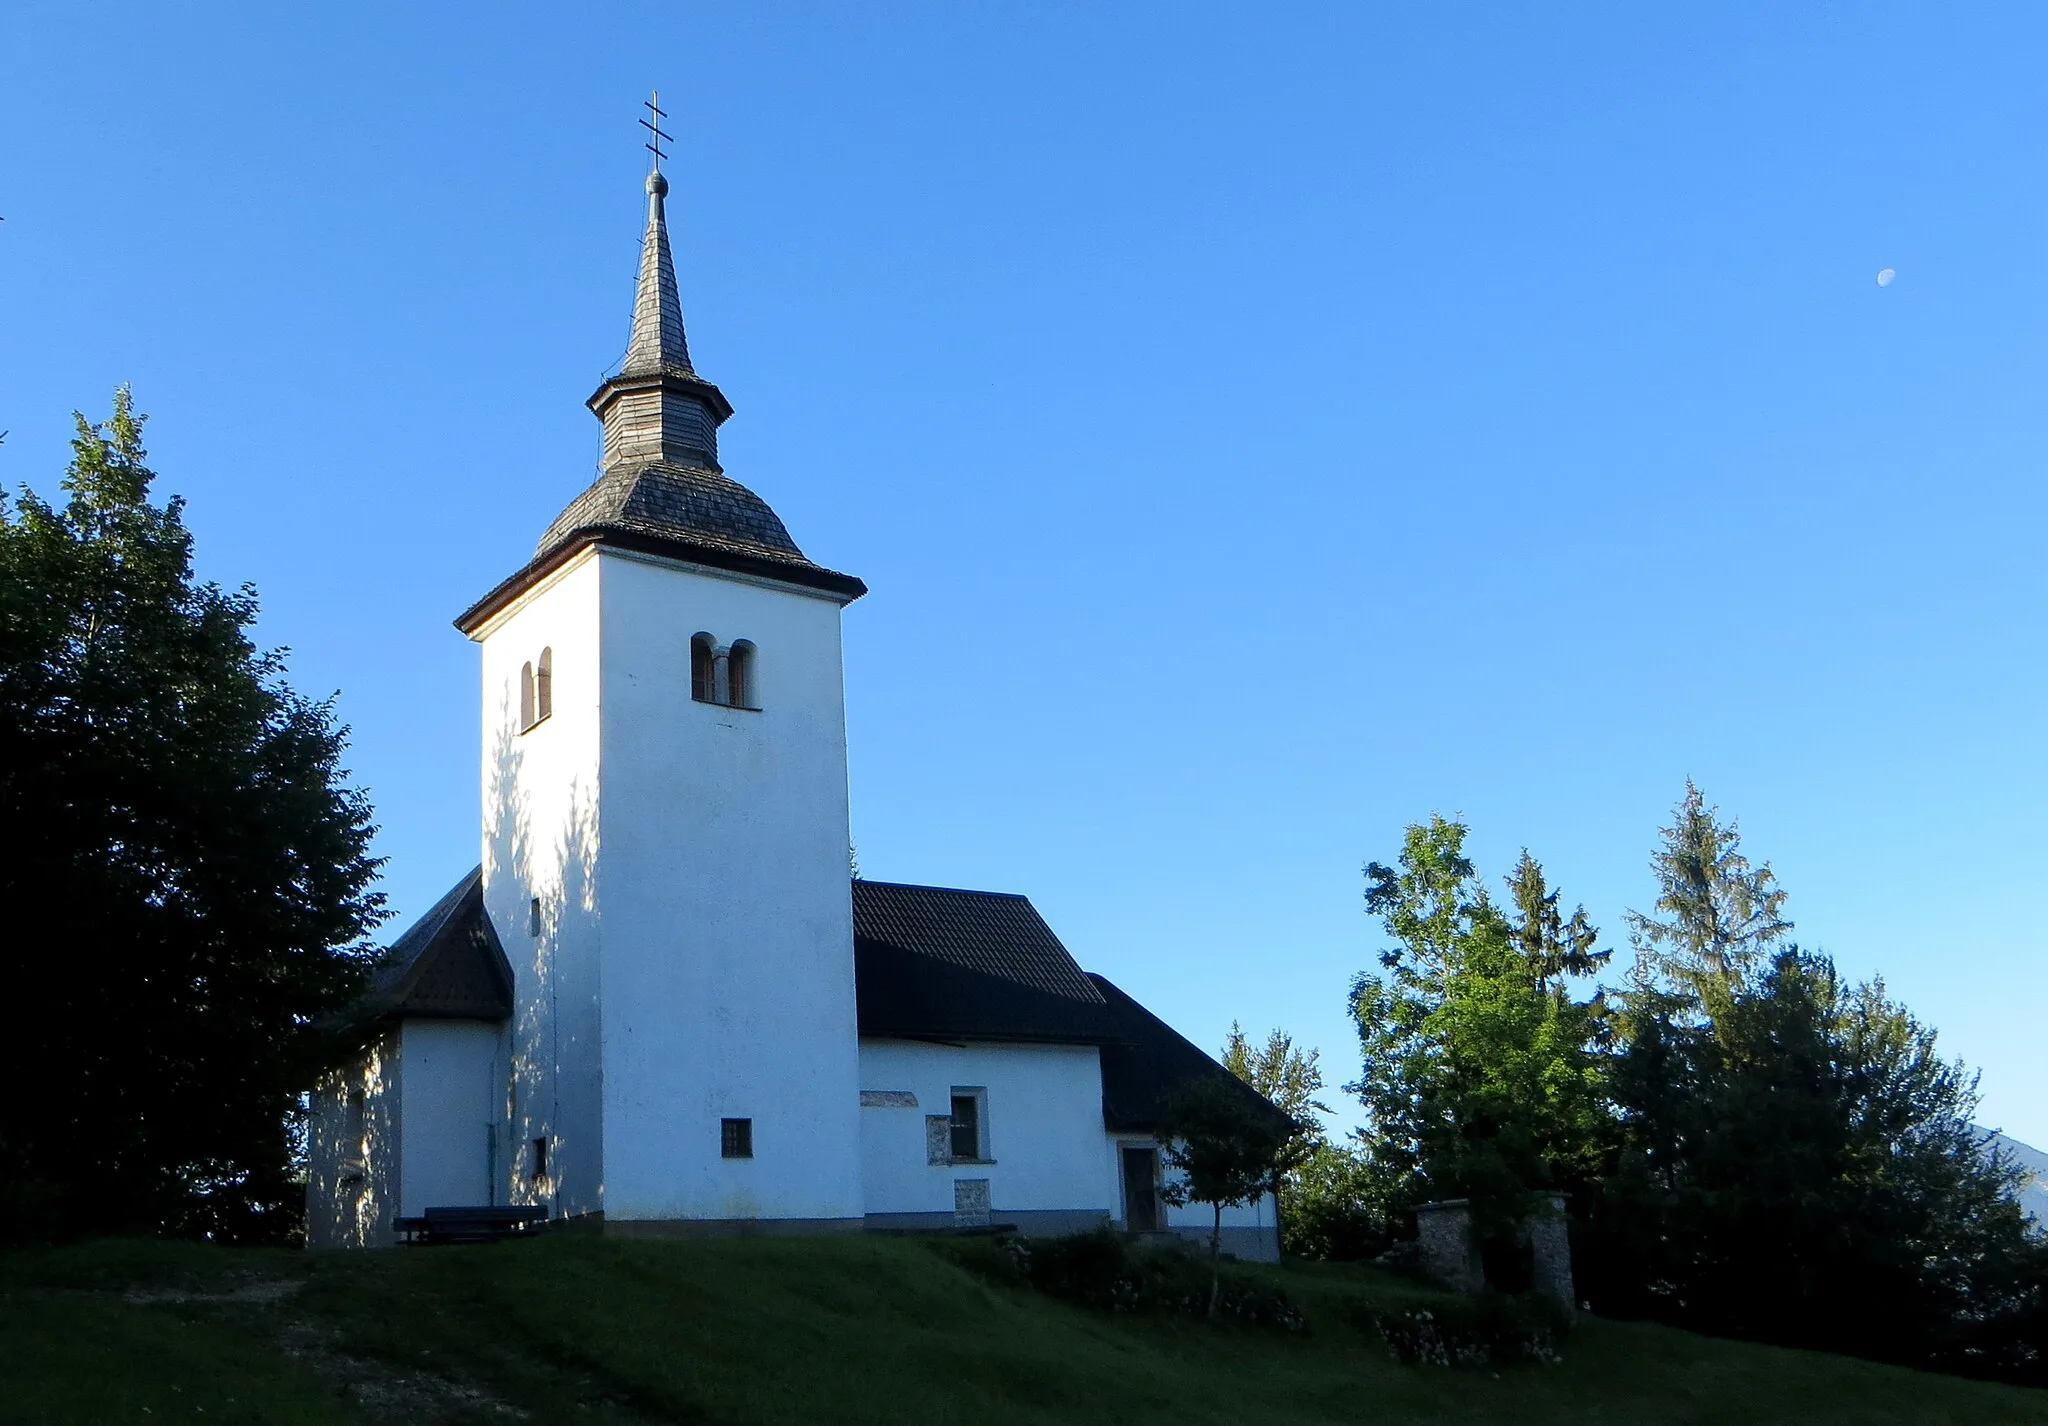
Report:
123,1276,304,1307
273,1316,529,1422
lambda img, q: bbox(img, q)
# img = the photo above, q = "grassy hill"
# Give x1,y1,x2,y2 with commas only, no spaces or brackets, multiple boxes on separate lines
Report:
2,1233,2043,1425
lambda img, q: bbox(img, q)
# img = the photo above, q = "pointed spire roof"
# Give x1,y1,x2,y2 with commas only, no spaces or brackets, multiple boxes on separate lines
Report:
585,165,732,474
622,172,694,376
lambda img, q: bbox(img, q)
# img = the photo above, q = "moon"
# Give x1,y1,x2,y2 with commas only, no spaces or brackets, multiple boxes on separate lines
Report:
1876,268,1896,287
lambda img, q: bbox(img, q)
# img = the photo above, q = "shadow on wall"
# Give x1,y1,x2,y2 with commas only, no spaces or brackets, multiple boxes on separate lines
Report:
304,648,605,1246
484,683,602,1222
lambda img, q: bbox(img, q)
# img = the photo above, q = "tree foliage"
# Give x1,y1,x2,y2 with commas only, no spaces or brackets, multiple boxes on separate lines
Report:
1348,817,1609,1240
1575,785,2047,1377
1220,1021,1394,1259
1622,778,1789,1010
1221,1022,1331,1134
1157,1075,1305,1310
1594,948,2041,1372
0,392,384,1242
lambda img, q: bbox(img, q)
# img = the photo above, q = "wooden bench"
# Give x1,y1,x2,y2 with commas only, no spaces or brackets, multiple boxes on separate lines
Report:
394,1205,551,1246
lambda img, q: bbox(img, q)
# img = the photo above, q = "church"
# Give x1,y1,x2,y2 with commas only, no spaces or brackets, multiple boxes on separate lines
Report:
305,155,1287,1256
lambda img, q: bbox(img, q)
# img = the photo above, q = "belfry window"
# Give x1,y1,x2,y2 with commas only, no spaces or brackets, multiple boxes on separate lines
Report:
727,641,755,710
691,634,760,710
690,634,717,704
518,648,553,733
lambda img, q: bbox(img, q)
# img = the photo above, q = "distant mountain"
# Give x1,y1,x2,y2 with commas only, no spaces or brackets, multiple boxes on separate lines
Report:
1983,1130,2048,1224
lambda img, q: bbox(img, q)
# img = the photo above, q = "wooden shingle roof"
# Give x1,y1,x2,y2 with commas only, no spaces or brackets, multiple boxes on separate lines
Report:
370,867,514,1022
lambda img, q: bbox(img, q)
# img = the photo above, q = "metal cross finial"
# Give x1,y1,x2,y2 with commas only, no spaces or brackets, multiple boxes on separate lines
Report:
640,92,672,174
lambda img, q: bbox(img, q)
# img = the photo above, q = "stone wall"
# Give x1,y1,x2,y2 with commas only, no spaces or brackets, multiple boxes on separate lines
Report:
1414,1195,1575,1315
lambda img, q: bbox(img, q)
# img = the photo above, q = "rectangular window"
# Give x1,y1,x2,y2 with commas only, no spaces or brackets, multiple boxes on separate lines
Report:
529,897,542,936
531,1135,549,1182
949,1090,984,1162
721,1117,753,1159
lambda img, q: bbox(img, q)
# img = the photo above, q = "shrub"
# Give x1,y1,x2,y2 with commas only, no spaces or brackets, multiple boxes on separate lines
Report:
1362,1290,1569,1367
942,1229,1307,1333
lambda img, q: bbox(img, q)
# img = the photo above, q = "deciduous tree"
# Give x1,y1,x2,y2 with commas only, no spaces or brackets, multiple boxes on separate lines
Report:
1157,1075,1304,1311
1348,818,1608,1242
0,392,383,1242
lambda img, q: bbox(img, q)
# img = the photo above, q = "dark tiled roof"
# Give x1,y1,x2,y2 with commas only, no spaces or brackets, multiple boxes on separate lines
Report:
455,462,865,634
853,880,1119,1044
1091,973,1293,1136
370,868,514,1021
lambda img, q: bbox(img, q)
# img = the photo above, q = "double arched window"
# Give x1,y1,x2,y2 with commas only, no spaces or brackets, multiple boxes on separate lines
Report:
519,647,553,732
689,633,759,710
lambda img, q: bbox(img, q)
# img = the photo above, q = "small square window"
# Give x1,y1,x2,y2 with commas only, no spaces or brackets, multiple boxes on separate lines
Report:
721,1117,753,1159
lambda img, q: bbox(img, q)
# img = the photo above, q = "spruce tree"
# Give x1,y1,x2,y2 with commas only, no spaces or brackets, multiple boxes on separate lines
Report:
1623,780,1789,1009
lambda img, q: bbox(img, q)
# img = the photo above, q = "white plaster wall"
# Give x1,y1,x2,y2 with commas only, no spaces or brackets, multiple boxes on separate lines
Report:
596,549,864,1222
1107,1131,1280,1247
476,551,605,1220
396,1021,506,1214
305,1032,401,1249
860,1040,1116,1217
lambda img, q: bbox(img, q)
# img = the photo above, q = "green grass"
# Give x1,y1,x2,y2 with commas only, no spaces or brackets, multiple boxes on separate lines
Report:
2,1233,2043,1424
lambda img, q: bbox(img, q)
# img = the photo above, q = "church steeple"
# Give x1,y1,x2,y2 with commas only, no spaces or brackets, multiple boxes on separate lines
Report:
623,171,693,376
454,105,864,638
586,116,732,473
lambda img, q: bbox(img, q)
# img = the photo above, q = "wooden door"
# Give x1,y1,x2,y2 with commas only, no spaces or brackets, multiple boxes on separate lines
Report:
1122,1146,1160,1231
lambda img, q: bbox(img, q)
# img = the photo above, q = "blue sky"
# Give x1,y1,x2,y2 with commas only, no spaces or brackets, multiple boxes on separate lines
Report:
5,4,2045,1142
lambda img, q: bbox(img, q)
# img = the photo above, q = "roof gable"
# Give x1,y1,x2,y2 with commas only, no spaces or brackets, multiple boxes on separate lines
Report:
372,867,515,1022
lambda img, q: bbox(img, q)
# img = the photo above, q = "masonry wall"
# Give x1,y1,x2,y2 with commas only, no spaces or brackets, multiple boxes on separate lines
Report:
305,1031,401,1250
858,1039,1116,1231
477,550,606,1221
595,549,864,1224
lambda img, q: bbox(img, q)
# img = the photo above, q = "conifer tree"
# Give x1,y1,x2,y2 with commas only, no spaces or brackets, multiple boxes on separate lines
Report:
1623,780,1789,1008
1221,1023,1332,1134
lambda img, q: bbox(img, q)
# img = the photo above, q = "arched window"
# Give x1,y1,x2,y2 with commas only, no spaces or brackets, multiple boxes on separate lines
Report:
690,634,717,704
727,641,756,710
536,647,553,722
518,661,536,730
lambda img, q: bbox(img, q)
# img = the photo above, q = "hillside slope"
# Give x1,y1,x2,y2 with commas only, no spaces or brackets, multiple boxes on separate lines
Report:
2,1234,2043,1425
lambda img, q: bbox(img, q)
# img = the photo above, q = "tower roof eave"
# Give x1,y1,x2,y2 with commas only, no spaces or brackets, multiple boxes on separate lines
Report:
455,526,866,638
586,366,735,426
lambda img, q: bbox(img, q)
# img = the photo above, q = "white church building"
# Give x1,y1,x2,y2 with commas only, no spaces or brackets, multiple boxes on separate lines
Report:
306,158,1287,1257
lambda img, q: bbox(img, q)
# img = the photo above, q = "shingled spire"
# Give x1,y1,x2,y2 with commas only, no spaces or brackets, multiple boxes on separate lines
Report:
623,171,693,375
587,168,733,471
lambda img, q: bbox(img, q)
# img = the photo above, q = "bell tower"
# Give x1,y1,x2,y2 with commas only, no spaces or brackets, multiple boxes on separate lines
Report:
455,113,868,1229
